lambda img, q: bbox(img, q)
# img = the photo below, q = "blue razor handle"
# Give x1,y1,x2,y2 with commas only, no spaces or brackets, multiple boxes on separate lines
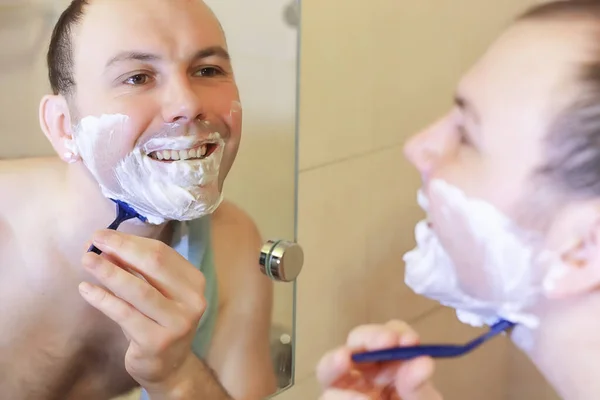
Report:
87,200,147,255
351,319,515,363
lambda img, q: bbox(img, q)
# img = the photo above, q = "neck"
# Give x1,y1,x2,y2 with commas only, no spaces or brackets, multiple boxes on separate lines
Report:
52,162,170,262
511,292,600,399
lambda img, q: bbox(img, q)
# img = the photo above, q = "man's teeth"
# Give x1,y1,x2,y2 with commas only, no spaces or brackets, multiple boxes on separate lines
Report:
152,145,209,161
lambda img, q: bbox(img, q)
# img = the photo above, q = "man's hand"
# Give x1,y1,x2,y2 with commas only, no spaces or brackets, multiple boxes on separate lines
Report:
79,229,206,394
317,320,442,400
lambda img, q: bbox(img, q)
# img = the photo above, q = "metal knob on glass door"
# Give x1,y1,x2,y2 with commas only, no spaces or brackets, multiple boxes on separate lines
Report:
259,240,304,282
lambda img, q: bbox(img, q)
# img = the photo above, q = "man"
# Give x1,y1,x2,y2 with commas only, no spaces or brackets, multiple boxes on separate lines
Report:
318,1,600,399
0,0,275,399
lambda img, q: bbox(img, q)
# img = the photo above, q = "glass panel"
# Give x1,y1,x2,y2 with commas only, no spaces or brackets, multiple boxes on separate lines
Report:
205,0,300,396
0,0,299,399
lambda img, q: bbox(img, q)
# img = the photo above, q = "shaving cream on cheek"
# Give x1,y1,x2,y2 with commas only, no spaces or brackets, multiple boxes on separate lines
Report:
64,114,132,190
64,114,225,224
404,179,564,329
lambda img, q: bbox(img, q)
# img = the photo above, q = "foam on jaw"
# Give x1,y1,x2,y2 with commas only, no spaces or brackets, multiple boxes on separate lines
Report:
404,179,564,330
64,113,129,159
64,113,225,224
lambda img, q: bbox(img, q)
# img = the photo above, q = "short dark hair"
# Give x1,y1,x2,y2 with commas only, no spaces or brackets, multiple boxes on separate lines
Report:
516,2,600,204
47,0,89,96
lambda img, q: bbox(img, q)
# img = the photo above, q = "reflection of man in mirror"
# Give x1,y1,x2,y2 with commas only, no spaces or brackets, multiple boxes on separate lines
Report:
0,1,276,399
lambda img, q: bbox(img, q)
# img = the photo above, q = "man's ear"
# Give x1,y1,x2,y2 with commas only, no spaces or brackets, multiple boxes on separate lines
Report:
39,94,80,163
544,217,600,299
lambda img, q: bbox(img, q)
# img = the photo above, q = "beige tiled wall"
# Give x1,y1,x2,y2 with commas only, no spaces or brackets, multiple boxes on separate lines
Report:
279,1,545,399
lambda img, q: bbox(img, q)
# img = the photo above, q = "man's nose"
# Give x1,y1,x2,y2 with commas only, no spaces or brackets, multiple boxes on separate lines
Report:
403,116,452,178
162,76,206,124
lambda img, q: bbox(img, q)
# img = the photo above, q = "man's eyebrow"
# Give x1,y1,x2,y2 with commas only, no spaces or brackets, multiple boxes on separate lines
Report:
191,46,231,62
105,52,160,68
105,46,231,69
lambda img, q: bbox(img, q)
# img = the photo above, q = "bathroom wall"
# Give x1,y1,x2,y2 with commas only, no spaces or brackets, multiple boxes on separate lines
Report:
0,1,57,158
278,1,548,399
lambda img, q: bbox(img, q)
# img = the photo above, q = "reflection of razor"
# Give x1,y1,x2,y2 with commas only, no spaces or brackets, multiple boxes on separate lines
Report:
88,200,147,255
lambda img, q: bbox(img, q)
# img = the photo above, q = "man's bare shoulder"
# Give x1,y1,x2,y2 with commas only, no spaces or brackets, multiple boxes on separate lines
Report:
0,159,15,236
0,158,64,240
0,157,62,206
210,200,272,305
211,200,262,245
211,200,263,271
0,159,34,218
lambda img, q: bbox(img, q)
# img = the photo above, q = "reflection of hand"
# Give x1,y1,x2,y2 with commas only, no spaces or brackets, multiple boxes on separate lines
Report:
317,321,443,400
79,230,206,394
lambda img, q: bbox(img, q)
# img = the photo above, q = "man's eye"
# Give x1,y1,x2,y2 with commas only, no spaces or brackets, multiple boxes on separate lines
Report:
124,74,151,85
195,67,224,77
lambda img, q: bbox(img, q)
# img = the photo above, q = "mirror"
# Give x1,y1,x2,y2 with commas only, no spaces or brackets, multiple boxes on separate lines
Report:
205,0,301,396
0,0,300,399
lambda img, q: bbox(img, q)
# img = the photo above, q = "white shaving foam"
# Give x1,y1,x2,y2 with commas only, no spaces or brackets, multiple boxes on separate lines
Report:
65,114,225,224
404,179,564,329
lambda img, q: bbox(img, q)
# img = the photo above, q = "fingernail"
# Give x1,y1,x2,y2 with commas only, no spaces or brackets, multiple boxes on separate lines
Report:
400,331,419,346
94,230,119,247
334,350,348,367
79,282,94,295
374,331,394,348
93,231,109,245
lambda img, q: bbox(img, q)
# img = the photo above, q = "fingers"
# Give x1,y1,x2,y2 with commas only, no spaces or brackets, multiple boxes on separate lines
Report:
384,320,420,345
82,239,93,252
318,321,440,400
89,229,205,304
79,281,193,357
82,252,186,328
318,321,422,389
319,389,369,400
346,320,419,352
396,357,442,400
346,324,398,351
317,347,352,387
381,321,439,400
317,346,391,393
78,281,162,346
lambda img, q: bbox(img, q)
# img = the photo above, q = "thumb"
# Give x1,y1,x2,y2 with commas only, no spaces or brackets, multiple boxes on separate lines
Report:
395,357,443,400
319,389,370,400
316,347,352,387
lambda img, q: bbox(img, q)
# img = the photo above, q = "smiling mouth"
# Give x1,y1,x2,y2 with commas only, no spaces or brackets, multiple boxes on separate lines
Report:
147,143,218,162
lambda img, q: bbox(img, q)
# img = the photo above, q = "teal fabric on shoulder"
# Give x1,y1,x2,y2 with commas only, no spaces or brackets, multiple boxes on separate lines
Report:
140,216,218,400
170,215,219,359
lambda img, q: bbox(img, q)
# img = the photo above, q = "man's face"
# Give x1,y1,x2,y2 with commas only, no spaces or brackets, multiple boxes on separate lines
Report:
403,21,592,295
70,0,241,196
